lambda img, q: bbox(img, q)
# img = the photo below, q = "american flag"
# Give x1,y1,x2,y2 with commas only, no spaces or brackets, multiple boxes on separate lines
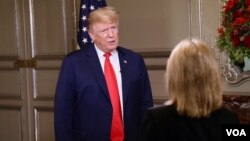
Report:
77,0,107,49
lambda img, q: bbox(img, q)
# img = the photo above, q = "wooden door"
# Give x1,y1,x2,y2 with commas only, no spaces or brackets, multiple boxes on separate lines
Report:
0,0,77,141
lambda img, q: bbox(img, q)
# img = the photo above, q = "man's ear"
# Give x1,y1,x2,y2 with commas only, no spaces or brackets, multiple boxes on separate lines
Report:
88,31,95,41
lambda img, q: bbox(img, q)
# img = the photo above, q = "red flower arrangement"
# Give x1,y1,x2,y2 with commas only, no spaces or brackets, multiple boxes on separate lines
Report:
217,0,250,63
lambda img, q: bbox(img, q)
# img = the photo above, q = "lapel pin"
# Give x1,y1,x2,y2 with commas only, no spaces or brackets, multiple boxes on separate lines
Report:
124,60,127,64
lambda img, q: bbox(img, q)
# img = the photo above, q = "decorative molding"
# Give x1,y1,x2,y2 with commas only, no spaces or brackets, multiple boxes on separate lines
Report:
0,104,22,109
138,51,171,58
223,95,250,124
0,95,21,100
224,91,250,96
222,59,250,86
0,56,18,60
147,65,166,70
137,51,171,70
34,55,65,60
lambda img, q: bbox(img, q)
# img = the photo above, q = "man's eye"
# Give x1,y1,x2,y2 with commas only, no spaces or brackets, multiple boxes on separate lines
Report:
101,29,107,33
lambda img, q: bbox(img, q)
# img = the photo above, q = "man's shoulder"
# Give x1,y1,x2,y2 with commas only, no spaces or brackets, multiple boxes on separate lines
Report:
117,46,142,58
67,49,82,56
65,46,92,59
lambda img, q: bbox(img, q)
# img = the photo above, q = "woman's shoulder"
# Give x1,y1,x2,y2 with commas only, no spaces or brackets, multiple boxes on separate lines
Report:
212,106,240,124
148,103,178,119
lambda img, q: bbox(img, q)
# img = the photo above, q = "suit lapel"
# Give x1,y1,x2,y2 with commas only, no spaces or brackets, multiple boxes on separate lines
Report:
117,48,129,104
85,46,130,104
85,46,110,100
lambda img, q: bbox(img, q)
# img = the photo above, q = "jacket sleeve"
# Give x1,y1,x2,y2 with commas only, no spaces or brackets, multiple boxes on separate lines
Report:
139,57,153,120
54,56,76,141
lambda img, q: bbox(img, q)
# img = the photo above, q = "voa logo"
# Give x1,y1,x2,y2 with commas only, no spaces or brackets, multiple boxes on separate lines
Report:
226,129,246,136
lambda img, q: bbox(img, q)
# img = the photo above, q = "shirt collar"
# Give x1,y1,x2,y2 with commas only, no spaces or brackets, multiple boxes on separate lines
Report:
94,44,118,58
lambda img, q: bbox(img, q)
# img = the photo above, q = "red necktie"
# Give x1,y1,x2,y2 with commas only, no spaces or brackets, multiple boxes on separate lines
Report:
104,53,124,141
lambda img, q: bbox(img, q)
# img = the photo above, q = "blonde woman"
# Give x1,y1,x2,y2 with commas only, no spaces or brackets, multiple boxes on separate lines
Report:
139,39,239,141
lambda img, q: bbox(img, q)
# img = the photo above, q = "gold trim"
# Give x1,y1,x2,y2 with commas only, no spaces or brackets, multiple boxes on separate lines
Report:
14,59,37,68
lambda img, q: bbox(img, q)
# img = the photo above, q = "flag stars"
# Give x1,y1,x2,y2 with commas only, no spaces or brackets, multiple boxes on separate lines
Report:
82,27,87,32
81,16,87,21
77,0,107,48
90,5,95,11
81,4,86,9
83,38,88,44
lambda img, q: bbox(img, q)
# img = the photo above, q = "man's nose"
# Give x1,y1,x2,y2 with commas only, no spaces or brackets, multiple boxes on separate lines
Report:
107,29,114,37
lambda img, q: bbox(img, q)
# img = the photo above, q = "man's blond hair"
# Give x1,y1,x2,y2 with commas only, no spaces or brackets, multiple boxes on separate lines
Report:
87,6,119,30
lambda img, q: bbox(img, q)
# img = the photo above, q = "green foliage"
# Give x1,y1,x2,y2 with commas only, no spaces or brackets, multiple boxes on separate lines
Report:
216,0,250,63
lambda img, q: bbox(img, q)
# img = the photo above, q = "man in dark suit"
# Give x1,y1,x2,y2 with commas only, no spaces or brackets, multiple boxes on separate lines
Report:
54,6,153,141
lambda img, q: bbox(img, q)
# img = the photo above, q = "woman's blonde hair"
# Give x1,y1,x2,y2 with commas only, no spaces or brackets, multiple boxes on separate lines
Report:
166,38,223,118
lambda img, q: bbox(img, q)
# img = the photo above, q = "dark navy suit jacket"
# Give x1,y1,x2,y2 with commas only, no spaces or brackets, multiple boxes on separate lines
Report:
54,45,153,141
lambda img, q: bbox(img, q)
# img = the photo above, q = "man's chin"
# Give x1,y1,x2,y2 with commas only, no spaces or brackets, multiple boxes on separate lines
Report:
107,45,118,50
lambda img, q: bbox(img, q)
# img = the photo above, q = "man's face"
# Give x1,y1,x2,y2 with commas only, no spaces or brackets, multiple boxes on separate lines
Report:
89,22,119,52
